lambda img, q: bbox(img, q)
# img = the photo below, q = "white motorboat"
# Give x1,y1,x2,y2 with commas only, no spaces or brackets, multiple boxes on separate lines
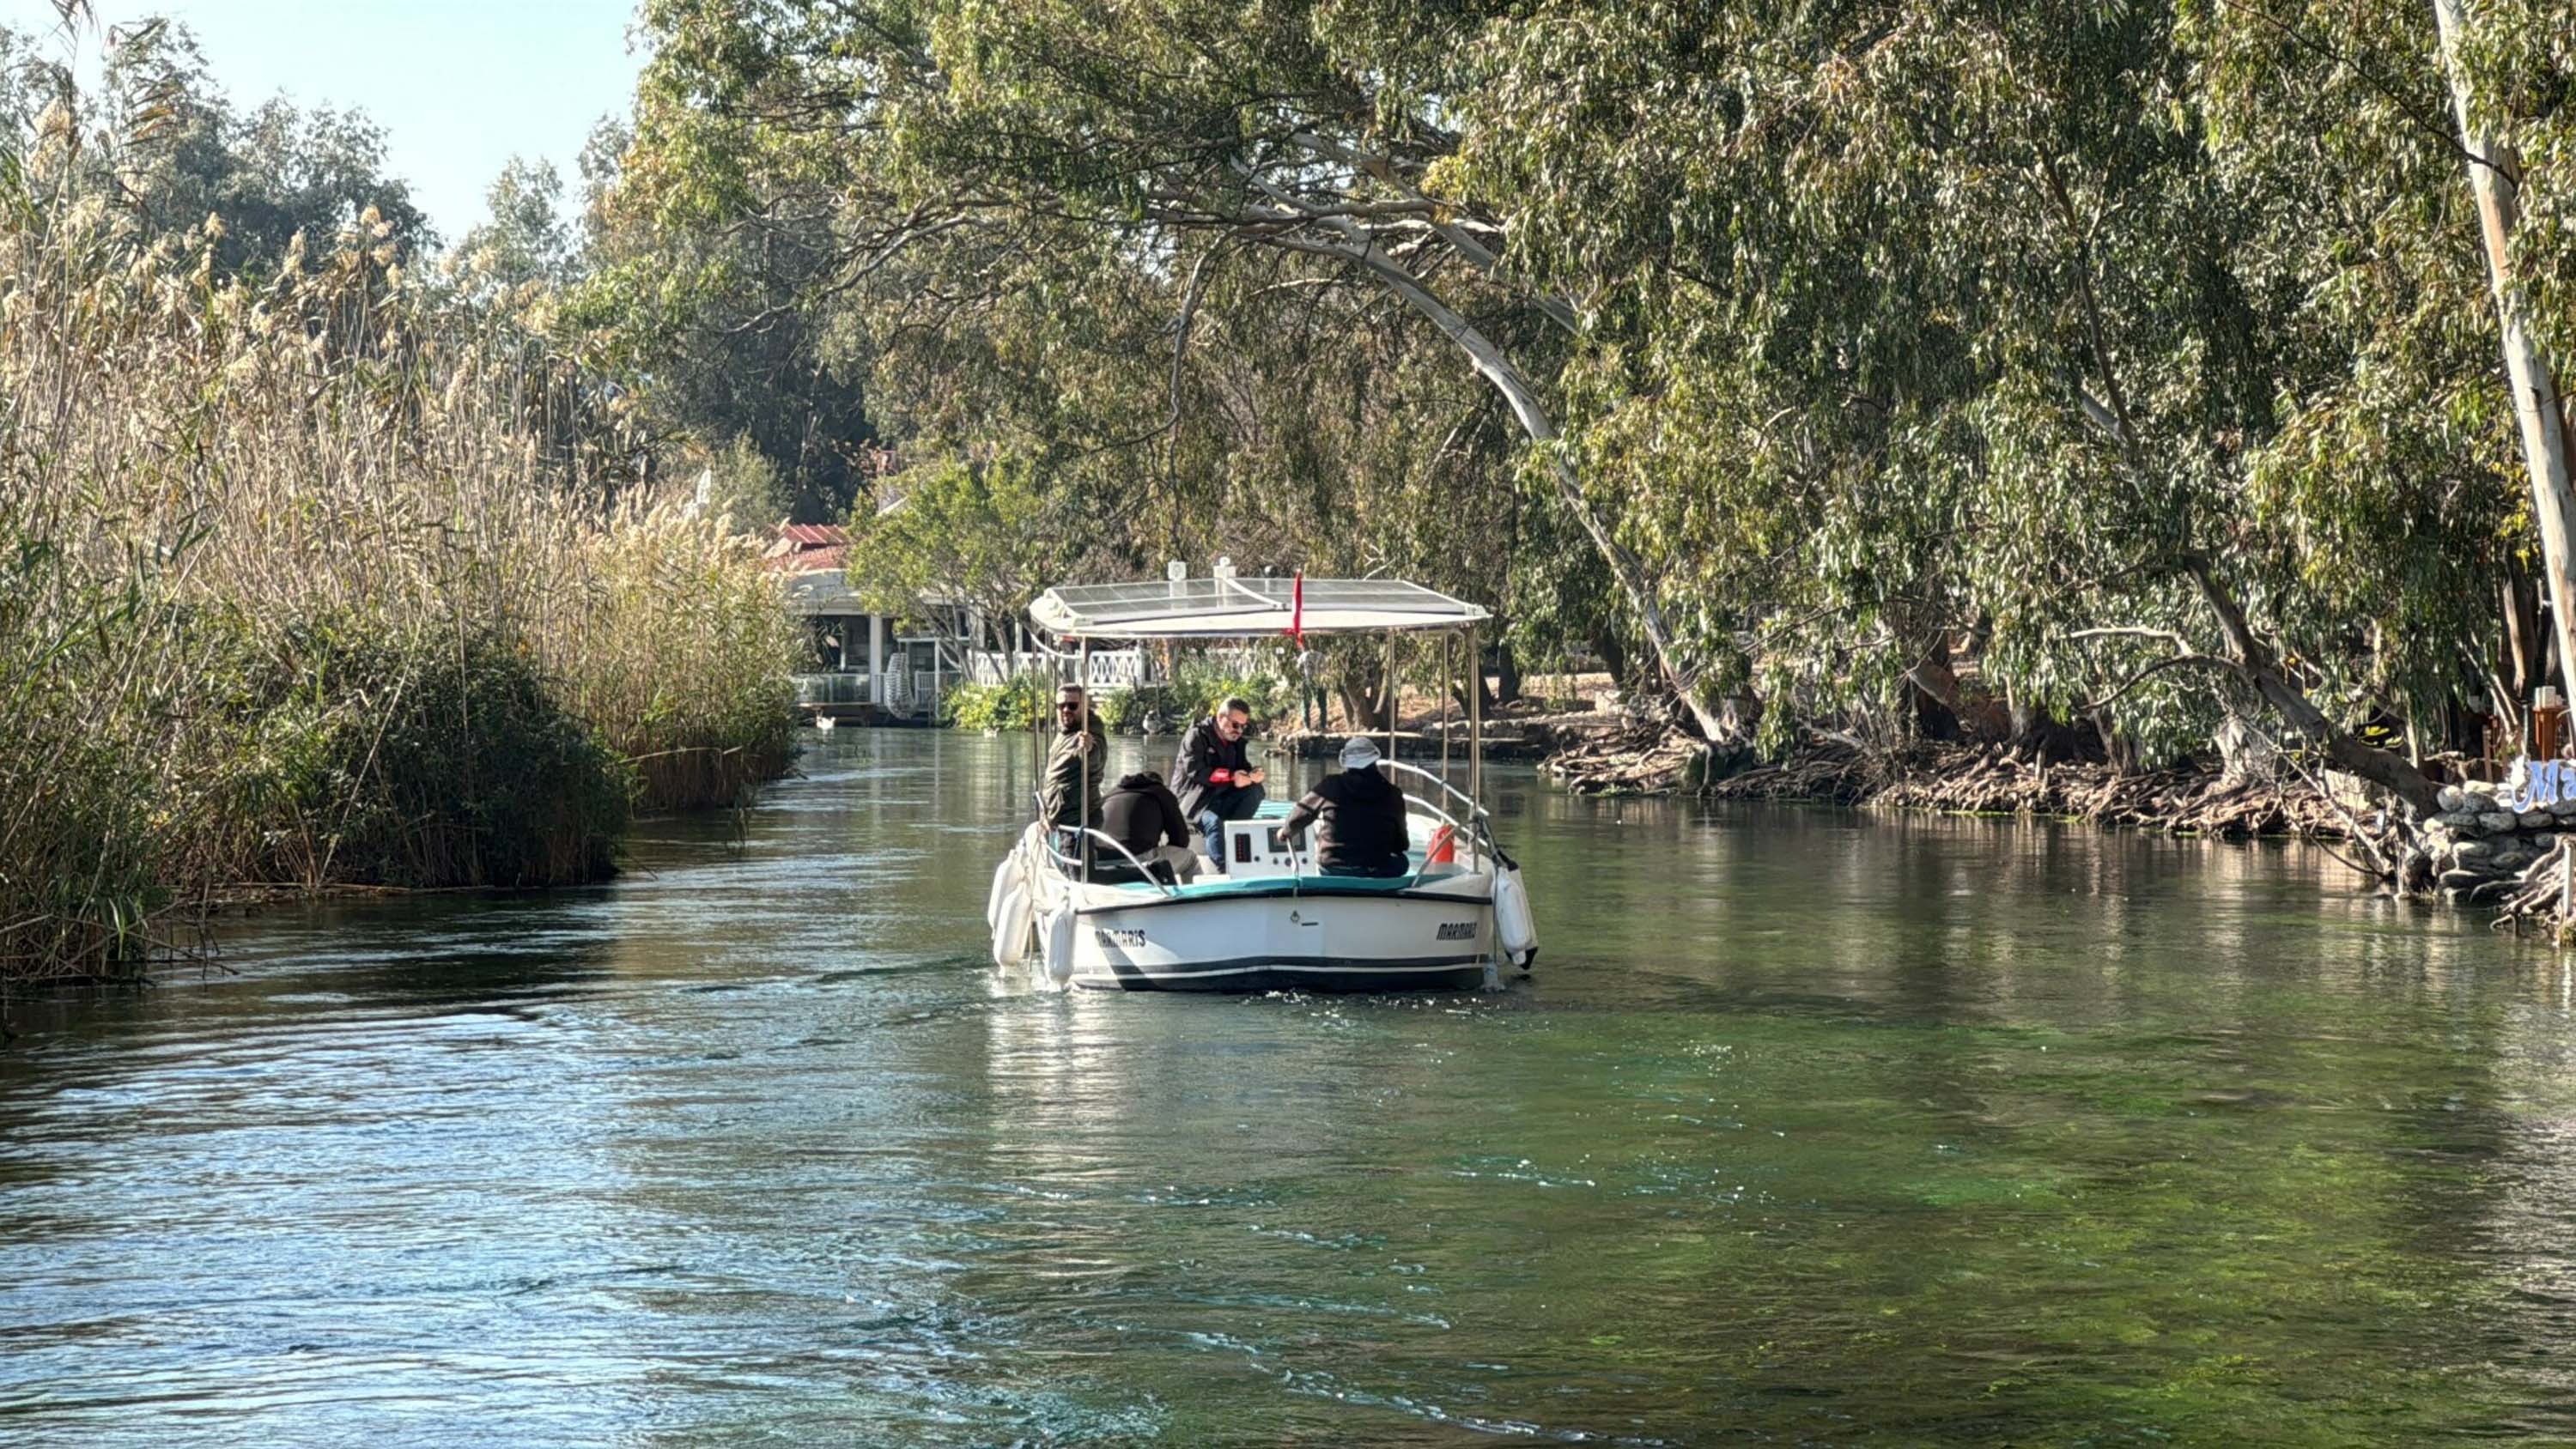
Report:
984,573,1539,992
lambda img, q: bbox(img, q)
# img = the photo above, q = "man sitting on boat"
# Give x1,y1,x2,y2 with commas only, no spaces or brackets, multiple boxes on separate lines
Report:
1101,769,1200,882
1174,696,1267,870
1041,684,1106,836
1282,737,1411,878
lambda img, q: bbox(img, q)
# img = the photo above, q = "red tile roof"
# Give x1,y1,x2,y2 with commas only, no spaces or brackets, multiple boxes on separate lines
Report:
764,543,850,573
778,523,850,548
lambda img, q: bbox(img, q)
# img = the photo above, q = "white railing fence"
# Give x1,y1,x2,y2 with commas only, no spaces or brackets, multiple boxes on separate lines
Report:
963,647,1164,690
792,672,874,706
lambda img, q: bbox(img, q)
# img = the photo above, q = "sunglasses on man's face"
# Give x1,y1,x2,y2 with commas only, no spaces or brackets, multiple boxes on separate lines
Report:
1056,701,1083,711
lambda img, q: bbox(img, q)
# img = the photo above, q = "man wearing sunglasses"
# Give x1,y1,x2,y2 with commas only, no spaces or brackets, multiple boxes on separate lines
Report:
1039,684,1106,834
1174,695,1267,871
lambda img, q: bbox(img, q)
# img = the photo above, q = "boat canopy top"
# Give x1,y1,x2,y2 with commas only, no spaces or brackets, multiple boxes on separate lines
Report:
1030,576,1487,640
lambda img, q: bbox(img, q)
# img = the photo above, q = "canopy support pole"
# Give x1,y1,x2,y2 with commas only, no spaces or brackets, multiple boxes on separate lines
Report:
1467,623,1483,815
1385,628,1400,767
1078,637,1092,883
1035,638,1050,817
1440,632,1453,786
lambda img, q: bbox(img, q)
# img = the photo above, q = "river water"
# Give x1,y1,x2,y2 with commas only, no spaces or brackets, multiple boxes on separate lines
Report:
6,729,2576,1446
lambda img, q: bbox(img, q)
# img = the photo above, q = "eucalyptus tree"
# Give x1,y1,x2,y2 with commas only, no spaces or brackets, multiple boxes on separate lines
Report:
565,112,879,522
620,0,2576,817
2430,0,2576,701
2188,0,2576,761
98,21,429,269
833,199,1534,685
627,0,1728,733
1441,0,2478,807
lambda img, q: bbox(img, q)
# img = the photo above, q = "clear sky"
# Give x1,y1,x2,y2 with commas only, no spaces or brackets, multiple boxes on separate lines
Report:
3,0,647,242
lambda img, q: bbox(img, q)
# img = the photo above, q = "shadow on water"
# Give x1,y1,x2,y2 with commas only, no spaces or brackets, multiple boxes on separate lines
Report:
5,727,2576,1445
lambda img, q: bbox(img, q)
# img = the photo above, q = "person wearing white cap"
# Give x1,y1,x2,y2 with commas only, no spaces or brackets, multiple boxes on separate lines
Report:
1281,736,1412,877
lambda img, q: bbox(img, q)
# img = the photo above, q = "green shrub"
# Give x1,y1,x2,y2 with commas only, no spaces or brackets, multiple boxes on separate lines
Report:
945,674,1043,731
1130,660,1297,731
213,619,631,889
1096,685,1170,733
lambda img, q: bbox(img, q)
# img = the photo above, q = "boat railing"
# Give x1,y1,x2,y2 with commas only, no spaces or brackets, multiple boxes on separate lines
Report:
1379,760,1489,822
1391,790,1500,882
1029,796,1185,898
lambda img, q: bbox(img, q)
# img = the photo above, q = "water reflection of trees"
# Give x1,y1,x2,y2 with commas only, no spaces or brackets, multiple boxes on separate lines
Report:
1497,779,2568,1437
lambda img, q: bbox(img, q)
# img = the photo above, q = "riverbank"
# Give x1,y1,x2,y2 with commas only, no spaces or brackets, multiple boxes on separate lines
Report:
1544,725,2355,840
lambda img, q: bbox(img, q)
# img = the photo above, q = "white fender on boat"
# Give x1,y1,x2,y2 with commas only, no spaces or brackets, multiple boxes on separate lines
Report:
1039,905,1078,986
991,879,1035,969
986,853,1022,934
1494,864,1538,969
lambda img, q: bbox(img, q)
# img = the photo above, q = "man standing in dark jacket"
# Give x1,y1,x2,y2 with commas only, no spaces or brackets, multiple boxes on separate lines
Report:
1173,696,1266,867
1040,684,1106,834
1283,736,1412,877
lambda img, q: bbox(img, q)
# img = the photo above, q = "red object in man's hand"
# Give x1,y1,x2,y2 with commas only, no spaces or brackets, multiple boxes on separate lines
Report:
1209,767,1233,785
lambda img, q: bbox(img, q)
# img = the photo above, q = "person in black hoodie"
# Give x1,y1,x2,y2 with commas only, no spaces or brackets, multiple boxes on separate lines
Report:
1102,769,1199,882
1282,736,1411,877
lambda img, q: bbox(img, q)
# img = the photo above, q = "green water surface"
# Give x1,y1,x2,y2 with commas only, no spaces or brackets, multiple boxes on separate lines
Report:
5,729,2574,1446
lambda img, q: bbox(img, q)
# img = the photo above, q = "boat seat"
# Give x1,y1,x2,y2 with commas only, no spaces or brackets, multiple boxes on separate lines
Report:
1090,857,1180,888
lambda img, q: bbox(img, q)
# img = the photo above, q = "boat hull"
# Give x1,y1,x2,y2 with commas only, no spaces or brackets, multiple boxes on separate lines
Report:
1060,883,1498,993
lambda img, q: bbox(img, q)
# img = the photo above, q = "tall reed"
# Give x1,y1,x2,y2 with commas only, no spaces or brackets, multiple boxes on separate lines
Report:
0,110,799,979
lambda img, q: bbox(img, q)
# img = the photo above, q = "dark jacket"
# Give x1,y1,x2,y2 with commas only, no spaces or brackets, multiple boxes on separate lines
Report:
1173,715,1255,820
1040,721,1106,829
1282,765,1411,876
1102,772,1188,856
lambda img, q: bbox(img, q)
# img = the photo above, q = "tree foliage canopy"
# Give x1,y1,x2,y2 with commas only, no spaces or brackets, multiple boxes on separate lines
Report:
442,1,2576,801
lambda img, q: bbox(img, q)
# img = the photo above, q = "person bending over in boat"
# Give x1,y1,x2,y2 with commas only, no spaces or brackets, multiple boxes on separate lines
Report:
1041,684,1106,836
1102,769,1200,882
1174,695,1267,870
1282,737,1411,878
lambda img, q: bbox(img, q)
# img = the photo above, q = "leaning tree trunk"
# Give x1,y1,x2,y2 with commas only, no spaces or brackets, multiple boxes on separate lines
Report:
1904,628,1964,741
1274,222,1732,742
2436,0,2576,707
1589,627,1631,692
1338,652,1388,733
2186,559,2442,818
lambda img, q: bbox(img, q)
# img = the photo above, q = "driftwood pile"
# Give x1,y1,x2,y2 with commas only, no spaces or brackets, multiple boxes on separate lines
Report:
1869,749,2346,837
1542,724,1726,795
1549,728,2576,947
1546,727,2346,839
2491,835,2576,942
